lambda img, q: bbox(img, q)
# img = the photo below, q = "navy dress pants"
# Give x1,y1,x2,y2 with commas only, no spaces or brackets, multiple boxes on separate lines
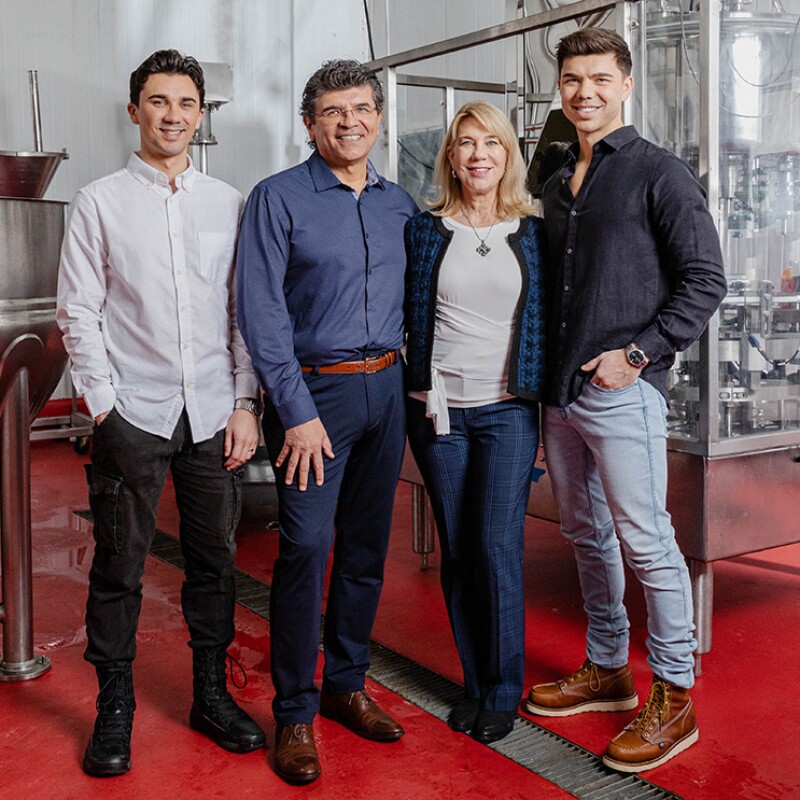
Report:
263,361,406,725
407,397,538,712
85,410,240,667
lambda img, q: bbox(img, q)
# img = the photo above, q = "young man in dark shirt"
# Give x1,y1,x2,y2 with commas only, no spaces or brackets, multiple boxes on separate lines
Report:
523,28,727,773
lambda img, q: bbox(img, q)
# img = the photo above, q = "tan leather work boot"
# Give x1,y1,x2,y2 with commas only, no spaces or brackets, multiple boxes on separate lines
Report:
524,659,638,717
603,678,699,773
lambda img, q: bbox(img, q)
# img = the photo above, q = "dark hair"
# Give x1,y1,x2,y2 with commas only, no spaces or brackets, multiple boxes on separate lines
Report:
129,49,205,107
556,28,632,77
300,59,384,119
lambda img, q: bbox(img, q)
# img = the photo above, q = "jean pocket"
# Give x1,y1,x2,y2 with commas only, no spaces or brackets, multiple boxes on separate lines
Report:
587,378,639,394
89,467,124,553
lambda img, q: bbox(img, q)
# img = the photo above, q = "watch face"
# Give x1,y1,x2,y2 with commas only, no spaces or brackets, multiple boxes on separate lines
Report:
626,346,647,367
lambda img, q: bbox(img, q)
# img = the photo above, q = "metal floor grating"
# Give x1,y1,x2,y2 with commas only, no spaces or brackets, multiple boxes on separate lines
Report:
75,514,684,800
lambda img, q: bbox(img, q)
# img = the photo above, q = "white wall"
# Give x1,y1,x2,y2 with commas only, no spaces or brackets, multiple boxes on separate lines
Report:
0,0,367,201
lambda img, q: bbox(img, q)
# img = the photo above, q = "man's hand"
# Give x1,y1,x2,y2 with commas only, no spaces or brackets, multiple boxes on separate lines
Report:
224,409,260,471
276,417,334,491
95,411,110,426
581,349,643,389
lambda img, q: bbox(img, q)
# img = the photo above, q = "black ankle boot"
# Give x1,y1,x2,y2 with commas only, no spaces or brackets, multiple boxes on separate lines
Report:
189,647,265,753
83,663,135,777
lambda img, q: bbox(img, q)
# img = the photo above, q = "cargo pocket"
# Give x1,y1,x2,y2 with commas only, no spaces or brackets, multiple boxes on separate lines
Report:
224,469,243,544
89,468,124,553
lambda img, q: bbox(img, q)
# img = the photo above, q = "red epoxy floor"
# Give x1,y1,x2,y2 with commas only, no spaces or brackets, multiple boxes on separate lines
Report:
2,439,800,799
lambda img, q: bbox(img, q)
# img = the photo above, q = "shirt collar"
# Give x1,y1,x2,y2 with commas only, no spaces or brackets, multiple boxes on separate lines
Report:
567,124,639,160
307,149,384,193
126,152,197,192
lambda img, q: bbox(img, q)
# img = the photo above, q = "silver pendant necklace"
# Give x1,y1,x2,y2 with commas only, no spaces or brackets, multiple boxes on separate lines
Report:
461,208,495,257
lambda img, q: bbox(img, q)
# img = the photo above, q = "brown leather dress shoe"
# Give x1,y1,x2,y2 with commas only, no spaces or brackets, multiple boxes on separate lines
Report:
524,659,638,717
274,723,321,784
319,689,404,742
603,678,699,773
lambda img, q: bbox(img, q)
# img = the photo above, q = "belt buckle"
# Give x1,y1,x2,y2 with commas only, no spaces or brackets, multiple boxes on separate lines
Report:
364,357,381,374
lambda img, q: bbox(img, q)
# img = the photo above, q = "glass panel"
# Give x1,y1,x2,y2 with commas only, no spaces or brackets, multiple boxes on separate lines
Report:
395,85,510,208
645,0,800,443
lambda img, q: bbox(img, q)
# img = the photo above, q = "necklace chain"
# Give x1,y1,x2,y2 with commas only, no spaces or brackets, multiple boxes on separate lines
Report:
461,208,495,257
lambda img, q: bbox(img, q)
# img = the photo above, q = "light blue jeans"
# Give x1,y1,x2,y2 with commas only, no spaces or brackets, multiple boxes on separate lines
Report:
543,379,696,689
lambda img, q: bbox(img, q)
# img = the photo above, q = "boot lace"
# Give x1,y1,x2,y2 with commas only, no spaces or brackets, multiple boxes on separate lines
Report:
628,679,670,733
226,652,248,690
95,673,134,744
196,650,249,724
559,660,601,692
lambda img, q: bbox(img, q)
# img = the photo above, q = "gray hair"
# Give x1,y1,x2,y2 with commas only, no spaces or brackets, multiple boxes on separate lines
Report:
299,59,384,119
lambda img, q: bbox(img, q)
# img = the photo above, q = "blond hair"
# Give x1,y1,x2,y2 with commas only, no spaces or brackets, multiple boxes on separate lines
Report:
431,101,534,220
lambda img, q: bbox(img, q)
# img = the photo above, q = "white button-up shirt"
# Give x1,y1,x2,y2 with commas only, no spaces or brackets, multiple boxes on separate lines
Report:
57,153,258,442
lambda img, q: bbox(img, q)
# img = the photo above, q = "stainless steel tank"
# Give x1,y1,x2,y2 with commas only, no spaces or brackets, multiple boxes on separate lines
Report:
645,9,800,154
0,198,69,418
0,70,69,680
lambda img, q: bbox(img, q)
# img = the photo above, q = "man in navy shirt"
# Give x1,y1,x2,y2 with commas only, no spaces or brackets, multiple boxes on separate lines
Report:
236,59,416,784
523,29,726,773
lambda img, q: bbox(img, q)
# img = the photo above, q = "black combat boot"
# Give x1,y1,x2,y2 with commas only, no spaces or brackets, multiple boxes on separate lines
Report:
83,663,135,777
189,647,266,753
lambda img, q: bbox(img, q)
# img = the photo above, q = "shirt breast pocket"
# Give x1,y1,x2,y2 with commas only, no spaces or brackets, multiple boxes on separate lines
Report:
197,232,234,283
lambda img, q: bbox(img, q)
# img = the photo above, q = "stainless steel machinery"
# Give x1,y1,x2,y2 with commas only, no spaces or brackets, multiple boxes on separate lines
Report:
636,0,800,669
0,71,69,680
368,0,800,672
645,0,800,445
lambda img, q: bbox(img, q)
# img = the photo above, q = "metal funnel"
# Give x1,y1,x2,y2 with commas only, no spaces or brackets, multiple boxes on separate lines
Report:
0,71,68,199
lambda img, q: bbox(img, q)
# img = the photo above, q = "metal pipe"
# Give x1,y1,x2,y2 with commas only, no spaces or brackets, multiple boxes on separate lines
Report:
385,66,398,182
28,70,43,153
364,0,622,72
410,485,435,572
690,559,714,677
0,354,51,681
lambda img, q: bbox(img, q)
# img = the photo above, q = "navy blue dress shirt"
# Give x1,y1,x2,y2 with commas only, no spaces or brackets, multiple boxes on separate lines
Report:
236,150,417,429
543,126,727,407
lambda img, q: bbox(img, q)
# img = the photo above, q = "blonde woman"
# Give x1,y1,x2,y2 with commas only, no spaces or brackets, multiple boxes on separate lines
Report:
405,101,547,743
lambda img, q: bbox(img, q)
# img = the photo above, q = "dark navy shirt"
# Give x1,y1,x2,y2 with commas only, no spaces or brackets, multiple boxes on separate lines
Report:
236,150,417,428
543,126,727,407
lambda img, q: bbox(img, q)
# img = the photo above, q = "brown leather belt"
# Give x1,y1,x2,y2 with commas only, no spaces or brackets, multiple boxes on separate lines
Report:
301,350,399,375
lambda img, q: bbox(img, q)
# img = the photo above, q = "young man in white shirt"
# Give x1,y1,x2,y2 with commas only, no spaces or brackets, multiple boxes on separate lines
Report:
57,49,265,778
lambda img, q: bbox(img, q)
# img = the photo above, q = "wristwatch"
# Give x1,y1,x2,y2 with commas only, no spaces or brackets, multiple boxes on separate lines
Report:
624,342,649,369
234,397,264,416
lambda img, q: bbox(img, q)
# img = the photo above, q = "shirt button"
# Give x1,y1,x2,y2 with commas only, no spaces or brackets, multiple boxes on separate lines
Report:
561,178,566,184
561,322,567,328
570,210,577,217
183,344,189,350
567,248,573,254
172,231,179,238
564,284,570,291
176,270,183,276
